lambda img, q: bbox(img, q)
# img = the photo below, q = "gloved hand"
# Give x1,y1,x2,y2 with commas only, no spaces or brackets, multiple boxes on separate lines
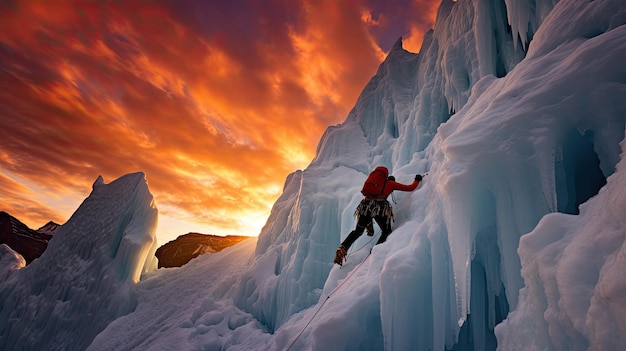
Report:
415,174,423,182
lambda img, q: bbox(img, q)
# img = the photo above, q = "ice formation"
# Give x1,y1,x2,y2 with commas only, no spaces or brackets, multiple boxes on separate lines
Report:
495,135,626,350
232,0,626,349
0,244,25,281
0,173,158,350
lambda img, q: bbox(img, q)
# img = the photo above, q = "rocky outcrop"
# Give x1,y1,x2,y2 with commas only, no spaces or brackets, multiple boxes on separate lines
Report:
155,233,250,268
0,211,53,264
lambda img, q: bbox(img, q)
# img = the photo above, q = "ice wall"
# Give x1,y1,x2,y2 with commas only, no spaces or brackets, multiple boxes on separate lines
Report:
504,0,558,51
235,0,626,349
235,0,524,336
235,0,532,333
495,133,626,351
434,0,625,334
235,163,370,331
0,172,158,351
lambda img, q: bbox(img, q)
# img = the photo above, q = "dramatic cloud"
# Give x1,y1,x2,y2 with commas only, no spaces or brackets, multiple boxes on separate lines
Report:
0,0,437,243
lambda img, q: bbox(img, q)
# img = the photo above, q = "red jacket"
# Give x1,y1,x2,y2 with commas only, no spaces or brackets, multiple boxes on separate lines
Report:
380,179,420,198
364,166,420,200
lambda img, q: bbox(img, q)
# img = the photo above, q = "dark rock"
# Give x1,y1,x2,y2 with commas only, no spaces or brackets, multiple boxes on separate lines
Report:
0,211,53,264
155,233,250,268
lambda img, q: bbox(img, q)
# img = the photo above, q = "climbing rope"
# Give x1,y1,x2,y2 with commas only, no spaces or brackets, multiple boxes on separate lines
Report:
285,235,377,351
343,230,379,265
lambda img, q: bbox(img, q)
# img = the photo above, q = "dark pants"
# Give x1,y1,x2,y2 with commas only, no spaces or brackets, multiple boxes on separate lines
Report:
341,212,392,250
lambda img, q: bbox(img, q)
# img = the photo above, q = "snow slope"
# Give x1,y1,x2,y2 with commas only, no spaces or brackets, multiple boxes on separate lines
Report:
87,238,267,351
1,0,625,350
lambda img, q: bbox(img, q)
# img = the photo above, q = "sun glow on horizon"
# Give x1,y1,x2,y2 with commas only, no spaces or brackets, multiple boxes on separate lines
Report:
0,1,438,245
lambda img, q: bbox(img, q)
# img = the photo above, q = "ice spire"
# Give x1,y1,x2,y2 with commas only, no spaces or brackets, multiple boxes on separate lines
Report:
391,37,404,51
0,172,158,351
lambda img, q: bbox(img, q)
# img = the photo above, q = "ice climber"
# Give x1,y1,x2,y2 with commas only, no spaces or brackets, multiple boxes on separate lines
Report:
334,166,423,266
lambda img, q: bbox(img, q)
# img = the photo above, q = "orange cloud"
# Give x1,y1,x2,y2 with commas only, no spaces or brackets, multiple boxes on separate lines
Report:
0,172,71,226
0,0,437,243
403,0,441,52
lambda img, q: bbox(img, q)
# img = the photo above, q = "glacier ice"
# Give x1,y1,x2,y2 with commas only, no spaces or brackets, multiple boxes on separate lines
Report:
230,0,626,349
0,172,158,351
495,132,626,351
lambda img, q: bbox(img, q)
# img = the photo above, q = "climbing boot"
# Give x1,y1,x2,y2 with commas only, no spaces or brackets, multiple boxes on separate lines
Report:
334,246,347,266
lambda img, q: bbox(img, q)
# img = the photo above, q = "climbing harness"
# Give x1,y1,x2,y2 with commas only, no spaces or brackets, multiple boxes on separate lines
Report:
354,199,394,226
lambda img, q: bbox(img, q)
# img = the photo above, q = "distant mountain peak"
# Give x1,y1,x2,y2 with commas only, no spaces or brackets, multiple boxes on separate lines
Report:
155,233,250,268
0,212,52,264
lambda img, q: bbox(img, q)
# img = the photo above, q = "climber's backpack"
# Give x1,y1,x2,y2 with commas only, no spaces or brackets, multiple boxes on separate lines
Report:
361,166,389,199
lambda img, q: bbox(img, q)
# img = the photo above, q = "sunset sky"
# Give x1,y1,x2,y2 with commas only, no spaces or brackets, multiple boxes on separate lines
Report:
0,0,438,244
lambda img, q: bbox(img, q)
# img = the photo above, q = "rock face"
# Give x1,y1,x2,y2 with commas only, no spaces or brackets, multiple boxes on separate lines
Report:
155,233,250,268
0,211,54,264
